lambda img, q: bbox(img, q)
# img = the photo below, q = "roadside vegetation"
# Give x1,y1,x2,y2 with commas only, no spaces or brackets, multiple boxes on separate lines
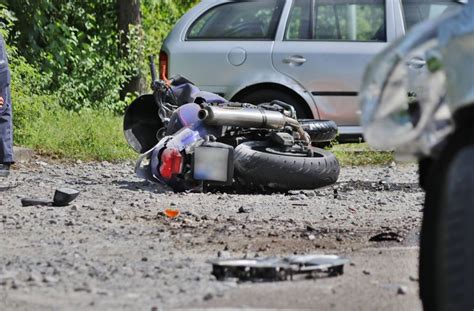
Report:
330,143,395,166
0,1,198,161
1,1,393,164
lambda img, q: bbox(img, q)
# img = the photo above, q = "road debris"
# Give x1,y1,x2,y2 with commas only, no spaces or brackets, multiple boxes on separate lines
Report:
237,206,252,214
210,254,349,282
21,188,80,207
369,232,404,243
397,285,408,295
164,208,180,219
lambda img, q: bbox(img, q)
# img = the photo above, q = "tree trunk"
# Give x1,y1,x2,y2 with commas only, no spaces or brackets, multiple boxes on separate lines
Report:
117,0,145,99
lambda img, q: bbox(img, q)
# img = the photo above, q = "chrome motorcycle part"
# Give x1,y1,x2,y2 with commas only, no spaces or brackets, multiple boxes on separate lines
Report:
199,106,310,144
199,106,288,129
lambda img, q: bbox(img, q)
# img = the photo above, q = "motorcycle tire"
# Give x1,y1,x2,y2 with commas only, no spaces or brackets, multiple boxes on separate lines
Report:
299,119,338,143
234,141,340,192
420,131,474,311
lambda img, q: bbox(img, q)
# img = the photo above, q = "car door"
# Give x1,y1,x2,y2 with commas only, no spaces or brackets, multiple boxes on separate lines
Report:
165,0,286,96
272,0,396,126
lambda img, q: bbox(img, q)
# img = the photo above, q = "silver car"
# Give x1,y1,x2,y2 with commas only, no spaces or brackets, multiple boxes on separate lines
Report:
160,0,460,136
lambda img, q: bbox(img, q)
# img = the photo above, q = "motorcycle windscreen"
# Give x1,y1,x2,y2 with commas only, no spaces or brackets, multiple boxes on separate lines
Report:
193,144,234,184
123,94,164,153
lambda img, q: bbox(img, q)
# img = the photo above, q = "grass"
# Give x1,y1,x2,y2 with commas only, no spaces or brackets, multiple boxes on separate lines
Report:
14,102,136,161
331,143,395,166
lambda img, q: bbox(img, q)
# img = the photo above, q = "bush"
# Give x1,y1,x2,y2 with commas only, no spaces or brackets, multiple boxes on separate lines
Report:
142,0,199,56
0,1,202,161
4,0,139,113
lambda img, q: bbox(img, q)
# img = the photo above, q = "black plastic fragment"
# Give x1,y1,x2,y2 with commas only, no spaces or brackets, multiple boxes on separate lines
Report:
369,232,404,243
21,188,80,207
53,188,80,206
210,254,349,282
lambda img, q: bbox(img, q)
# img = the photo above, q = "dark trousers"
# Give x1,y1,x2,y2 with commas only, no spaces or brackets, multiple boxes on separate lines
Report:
0,86,13,164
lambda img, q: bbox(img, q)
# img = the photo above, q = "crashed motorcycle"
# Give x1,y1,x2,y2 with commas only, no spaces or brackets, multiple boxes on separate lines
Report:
124,56,340,192
360,2,473,310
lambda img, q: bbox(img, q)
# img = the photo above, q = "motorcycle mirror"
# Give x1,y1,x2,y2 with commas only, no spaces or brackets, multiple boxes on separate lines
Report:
149,55,158,83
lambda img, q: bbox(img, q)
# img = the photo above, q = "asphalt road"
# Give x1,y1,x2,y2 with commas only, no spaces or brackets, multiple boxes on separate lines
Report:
0,159,424,310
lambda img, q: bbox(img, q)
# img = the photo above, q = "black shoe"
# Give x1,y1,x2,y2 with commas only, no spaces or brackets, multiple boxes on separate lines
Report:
0,163,11,177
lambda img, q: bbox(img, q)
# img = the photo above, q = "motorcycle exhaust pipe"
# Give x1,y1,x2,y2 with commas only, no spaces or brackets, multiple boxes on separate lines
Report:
198,106,310,143
198,106,287,129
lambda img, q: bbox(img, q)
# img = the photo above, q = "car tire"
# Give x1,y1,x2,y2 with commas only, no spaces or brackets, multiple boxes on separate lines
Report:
238,89,312,119
299,119,338,143
233,141,340,192
418,157,433,191
420,131,474,311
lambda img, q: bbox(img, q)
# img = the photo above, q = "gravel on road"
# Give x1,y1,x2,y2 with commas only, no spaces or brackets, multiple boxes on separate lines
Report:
0,159,423,310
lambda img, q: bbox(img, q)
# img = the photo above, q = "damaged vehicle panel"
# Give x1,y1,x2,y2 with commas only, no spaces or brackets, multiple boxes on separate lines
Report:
360,1,473,310
124,57,340,192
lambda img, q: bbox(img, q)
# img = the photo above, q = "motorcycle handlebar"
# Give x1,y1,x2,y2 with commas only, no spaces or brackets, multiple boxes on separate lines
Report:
149,55,158,82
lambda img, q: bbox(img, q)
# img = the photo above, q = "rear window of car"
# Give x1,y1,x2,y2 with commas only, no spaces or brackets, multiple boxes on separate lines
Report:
401,0,463,31
187,0,285,40
286,0,386,42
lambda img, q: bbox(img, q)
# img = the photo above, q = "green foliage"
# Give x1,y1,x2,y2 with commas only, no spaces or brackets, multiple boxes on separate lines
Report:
8,47,135,161
0,1,199,160
1,0,199,113
4,0,140,113
141,0,199,56
1,5,54,144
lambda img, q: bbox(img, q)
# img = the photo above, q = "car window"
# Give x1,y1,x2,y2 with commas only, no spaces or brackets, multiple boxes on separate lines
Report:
187,0,285,40
286,0,312,40
286,0,386,42
401,0,463,31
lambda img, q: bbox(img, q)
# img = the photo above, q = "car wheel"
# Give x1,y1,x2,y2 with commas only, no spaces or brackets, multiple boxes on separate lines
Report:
420,132,474,311
418,157,433,191
238,89,312,119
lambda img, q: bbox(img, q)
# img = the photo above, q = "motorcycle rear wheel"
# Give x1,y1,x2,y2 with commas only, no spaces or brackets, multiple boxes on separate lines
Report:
299,119,338,143
234,141,340,192
420,132,474,311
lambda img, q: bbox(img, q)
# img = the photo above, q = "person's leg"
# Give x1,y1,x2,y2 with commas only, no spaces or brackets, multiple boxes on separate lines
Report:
0,87,13,177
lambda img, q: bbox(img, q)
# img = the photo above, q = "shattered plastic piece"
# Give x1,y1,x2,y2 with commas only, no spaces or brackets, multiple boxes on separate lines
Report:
53,188,80,207
210,254,349,282
21,188,80,207
164,208,180,219
369,232,404,243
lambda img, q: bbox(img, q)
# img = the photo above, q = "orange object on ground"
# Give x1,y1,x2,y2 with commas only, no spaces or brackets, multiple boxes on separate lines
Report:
164,208,180,219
